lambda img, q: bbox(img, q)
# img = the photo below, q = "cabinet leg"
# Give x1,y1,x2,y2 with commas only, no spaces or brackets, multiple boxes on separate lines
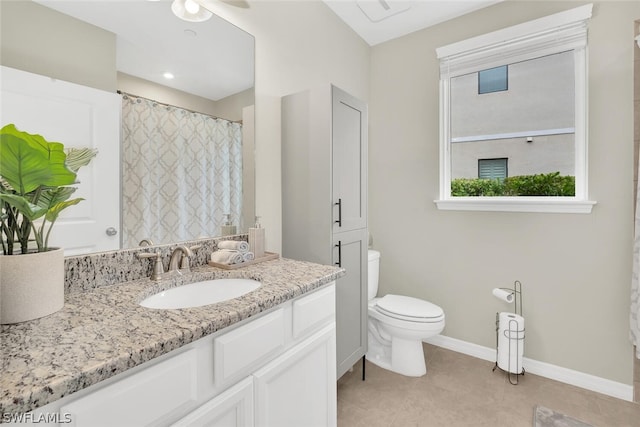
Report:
361,355,366,381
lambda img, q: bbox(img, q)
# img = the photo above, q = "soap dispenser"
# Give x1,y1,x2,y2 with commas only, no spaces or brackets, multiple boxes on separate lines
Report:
248,216,265,258
221,214,237,236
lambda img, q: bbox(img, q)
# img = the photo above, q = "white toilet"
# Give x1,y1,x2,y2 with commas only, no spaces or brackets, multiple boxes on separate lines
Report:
366,249,445,377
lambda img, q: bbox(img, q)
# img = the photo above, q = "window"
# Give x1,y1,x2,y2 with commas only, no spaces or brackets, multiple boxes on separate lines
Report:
435,4,596,213
478,158,508,179
478,66,508,94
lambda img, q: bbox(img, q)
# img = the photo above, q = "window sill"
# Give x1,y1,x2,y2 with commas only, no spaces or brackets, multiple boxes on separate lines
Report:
434,197,596,214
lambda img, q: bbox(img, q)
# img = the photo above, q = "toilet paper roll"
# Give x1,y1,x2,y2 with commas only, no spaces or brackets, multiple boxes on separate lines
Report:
492,288,514,303
497,312,525,374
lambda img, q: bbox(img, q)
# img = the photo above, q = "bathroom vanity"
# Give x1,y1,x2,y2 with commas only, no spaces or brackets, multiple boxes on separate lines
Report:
0,252,343,426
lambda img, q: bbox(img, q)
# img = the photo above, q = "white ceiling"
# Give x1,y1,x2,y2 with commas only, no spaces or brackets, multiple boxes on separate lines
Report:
32,0,501,99
323,0,503,46
35,0,254,101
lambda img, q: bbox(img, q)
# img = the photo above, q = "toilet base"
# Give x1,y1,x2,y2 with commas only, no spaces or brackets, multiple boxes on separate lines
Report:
366,333,427,377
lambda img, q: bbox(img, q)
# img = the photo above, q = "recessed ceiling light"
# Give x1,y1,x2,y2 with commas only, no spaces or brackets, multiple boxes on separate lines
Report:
163,72,175,80
171,0,213,23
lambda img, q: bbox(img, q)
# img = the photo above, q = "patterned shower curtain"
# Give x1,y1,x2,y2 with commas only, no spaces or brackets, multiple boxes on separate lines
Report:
121,95,242,248
632,180,640,358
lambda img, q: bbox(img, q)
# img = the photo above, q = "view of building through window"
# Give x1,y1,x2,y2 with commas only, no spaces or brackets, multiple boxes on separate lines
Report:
449,51,575,196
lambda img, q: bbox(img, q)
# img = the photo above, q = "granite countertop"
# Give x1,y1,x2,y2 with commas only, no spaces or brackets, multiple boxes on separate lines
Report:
0,257,344,416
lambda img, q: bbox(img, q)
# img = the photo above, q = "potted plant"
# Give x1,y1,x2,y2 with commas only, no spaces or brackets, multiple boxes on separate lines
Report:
0,124,97,324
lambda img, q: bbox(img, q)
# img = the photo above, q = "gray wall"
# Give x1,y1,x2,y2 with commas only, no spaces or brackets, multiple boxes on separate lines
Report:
450,50,576,178
201,0,371,252
451,50,575,138
369,0,638,385
0,0,116,91
451,134,574,178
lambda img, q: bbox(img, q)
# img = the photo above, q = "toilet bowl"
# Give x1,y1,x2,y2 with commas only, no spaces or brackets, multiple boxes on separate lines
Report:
366,250,445,377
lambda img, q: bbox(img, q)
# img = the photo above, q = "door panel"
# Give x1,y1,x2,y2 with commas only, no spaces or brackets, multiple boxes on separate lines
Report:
333,229,367,379
332,86,367,233
1,66,120,254
253,325,336,427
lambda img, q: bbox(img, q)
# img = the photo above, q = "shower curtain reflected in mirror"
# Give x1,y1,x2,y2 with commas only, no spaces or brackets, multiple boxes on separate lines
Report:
121,95,242,248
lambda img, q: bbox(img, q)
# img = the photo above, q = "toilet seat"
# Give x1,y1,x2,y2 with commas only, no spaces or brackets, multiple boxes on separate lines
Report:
374,294,444,323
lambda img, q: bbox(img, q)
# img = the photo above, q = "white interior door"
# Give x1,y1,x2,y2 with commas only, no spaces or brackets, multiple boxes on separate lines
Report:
0,66,120,255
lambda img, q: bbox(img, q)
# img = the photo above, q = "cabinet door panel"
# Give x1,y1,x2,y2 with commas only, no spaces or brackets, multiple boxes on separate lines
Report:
333,229,367,379
171,377,254,427
253,325,336,427
332,86,367,233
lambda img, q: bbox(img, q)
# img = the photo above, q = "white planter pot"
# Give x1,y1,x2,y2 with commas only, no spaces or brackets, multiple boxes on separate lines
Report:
0,247,65,324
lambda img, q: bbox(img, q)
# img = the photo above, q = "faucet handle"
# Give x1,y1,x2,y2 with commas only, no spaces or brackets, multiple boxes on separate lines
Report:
138,251,164,281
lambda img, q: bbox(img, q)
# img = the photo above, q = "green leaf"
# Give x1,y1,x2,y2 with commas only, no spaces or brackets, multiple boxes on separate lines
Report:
0,124,77,194
45,198,84,223
37,186,77,208
0,193,47,221
66,147,98,173
36,187,83,223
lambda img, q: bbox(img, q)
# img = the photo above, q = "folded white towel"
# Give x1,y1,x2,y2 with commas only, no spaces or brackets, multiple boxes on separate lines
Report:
243,252,255,262
217,240,249,253
210,249,244,265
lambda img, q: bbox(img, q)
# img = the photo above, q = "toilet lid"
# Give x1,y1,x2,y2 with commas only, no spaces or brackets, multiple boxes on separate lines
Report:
375,294,444,322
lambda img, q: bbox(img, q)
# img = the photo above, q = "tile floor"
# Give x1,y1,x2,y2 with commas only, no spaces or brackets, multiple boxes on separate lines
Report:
337,343,640,427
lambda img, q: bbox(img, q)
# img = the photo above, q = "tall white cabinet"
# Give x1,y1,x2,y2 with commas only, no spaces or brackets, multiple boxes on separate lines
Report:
282,84,368,379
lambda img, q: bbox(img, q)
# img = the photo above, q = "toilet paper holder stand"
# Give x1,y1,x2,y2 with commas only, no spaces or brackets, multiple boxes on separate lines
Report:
492,280,525,385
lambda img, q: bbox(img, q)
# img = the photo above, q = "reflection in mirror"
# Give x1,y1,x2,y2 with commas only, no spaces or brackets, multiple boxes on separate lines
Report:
3,0,255,252
449,51,576,197
120,93,244,248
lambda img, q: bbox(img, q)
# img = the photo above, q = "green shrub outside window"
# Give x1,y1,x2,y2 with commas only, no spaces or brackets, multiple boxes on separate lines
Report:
451,172,575,197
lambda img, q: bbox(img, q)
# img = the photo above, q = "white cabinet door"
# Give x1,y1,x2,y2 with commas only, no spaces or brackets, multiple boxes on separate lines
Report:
253,324,336,427
331,85,367,233
171,377,254,427
333,229,368,379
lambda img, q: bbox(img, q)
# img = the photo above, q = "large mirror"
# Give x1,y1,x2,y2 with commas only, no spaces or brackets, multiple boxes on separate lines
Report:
1,0,254,253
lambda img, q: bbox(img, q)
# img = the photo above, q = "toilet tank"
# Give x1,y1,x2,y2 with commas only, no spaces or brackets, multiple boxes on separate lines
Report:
368,250,380,300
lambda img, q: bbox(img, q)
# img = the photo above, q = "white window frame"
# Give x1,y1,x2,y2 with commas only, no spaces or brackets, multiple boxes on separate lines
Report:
435,4,596,214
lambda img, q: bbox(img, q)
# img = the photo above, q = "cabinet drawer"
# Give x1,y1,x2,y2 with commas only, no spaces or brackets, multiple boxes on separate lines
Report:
214,309,285,386
292,284,335,339
60,349,198,427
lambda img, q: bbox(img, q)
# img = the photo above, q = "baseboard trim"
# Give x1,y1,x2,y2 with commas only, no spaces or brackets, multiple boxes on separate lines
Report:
424,335,634,402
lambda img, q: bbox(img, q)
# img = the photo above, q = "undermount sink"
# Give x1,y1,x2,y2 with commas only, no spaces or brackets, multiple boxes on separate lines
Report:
140,279,261,309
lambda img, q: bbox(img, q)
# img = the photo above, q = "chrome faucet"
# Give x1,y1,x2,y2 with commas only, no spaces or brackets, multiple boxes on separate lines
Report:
169,245,194,274
138,239,154,247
